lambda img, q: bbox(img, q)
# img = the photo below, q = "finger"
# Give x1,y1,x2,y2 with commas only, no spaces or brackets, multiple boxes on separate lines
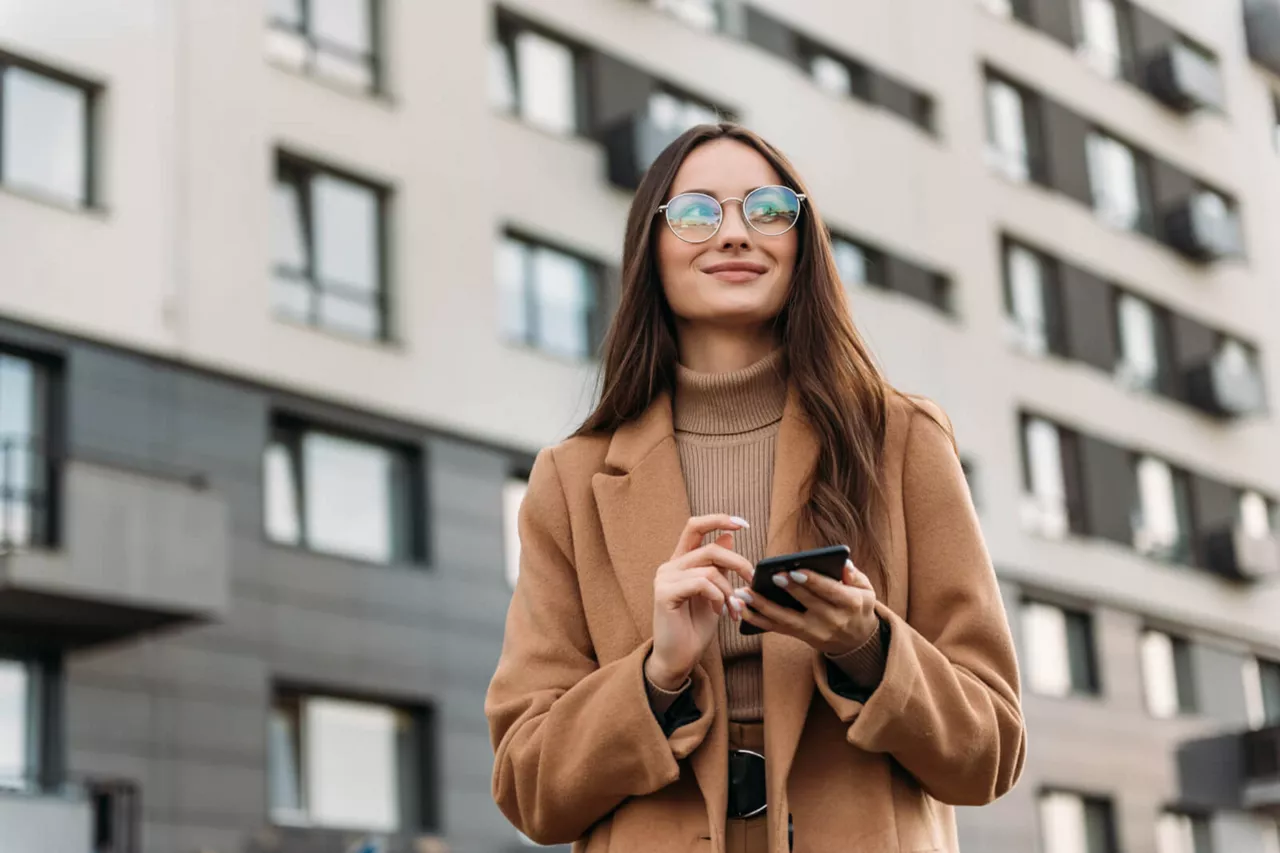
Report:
677,543,755,584
844,560,874,591
688,564,736,602
787,568,858,605
664,576,726,611
779,574,847,614
672,514,750,557
740,605,787,635
741,588,808,632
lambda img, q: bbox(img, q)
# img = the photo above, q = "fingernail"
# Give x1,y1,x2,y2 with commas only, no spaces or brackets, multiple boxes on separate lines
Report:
734,588,754,604
729,516,750,529
845,560,855,571
789,570,807,583
772,574,789,588
729,597,744,611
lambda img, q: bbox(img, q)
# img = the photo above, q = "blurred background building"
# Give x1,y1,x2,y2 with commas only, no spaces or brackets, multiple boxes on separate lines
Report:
1,0,1279,852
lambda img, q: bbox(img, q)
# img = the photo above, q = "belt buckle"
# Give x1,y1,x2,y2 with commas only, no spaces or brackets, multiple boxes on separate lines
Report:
727,748,767,820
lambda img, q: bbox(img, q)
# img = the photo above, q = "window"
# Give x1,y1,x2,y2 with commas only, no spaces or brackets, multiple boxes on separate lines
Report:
652,0,720,31
0,352,52,550
496,233,601,361
647,89,721,136
0,658,30,786
1022,601,1100,697
270,689,433,832
1264,821,1280,853
982,0,1014,16
491,20,580,135
1076,0,1128,79
502,475,528,589
1021,417,1070,539
807,51,865,99
1239,490,1275,541
831,235,883,288
1245,657,1280,728
1141,629,1196,718
985,76,1032,182
1087,131,1147,231
1039,790,1117,853
0,56,94,207
1157,811,1212,853
266,0,380,92
264,421,418,564
1115,293,1163,391
273,156,387,341
1132,456,1192,562
1004,242,1054,355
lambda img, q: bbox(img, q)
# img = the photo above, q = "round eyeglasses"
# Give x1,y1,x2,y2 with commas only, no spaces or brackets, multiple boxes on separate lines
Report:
657,185,807,244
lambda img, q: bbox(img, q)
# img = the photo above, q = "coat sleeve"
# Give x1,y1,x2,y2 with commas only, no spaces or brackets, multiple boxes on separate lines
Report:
485,447,715,845
812,402,1027,806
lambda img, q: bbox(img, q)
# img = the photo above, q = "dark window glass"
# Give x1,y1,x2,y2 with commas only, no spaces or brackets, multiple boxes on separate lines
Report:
496,233,602,360
1261,659,1280,725
0,352,53,549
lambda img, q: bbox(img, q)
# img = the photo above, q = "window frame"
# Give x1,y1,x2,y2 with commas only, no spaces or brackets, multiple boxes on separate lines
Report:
1131,454,1195,565
492,12,590,136
1038,787,1120,853
497,229,606,362
1002,237,1065,356
984,71,1043,183
0,51,99,208
0,346,61,551
269,684,438,834
264,415,424,566
266,0,384,94
1141,628,1198,718
1086,128,1154,234
1021,599,1102,698
273,152,392,342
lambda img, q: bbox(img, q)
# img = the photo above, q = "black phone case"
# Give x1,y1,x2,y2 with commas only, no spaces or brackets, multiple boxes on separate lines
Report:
739,544,850,636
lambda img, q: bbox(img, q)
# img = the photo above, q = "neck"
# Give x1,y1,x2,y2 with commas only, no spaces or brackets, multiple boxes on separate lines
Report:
675,323,779,374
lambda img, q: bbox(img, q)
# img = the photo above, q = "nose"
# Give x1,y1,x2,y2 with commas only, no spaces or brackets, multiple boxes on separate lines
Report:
717,199,752,250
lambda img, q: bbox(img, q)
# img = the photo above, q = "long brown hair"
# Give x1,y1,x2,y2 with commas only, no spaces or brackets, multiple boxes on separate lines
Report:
576,123,910,584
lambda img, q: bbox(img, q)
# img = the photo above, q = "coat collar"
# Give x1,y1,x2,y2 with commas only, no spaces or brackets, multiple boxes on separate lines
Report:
591,383,820,852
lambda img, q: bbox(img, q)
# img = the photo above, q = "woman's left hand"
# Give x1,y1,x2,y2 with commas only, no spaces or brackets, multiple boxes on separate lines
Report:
735,559,879,655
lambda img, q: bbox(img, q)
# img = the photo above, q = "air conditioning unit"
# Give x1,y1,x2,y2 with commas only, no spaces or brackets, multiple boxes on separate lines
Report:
1184,356,1266,418
1146,41,1226,113
1204,524,1280,582
1164,194,1244,262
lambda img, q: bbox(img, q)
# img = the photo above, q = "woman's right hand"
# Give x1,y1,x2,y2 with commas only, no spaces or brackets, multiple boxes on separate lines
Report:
645,514,755,691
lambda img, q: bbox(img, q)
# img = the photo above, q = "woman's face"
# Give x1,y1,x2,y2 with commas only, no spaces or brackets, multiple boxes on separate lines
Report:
656,139,799,331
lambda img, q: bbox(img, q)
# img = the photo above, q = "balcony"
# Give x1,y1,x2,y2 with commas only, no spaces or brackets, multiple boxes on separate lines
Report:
1184,354,1267,418
1163,193,1244,262
601,113,684,190
1244,0,1280,77
1145,41,1225,113
0,778,138,853
0,452,230,648
1178,724,1280,815
1203,524,1280,582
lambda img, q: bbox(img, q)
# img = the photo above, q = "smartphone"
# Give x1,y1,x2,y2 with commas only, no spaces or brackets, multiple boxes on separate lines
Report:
739,544,850,636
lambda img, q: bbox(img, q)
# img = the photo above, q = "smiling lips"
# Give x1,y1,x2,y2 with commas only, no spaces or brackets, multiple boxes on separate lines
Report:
700,260,768,283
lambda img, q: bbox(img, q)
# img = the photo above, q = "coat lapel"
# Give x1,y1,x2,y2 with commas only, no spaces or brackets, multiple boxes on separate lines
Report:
591,391,730,843
762,385,821,853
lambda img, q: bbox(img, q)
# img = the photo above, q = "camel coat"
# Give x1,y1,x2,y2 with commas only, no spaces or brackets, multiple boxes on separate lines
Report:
485,388,1026,853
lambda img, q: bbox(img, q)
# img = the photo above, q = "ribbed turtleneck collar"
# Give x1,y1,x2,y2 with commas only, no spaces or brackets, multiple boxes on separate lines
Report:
673,349,788,436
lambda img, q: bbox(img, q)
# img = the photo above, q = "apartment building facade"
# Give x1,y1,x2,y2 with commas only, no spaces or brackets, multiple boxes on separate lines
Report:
0,1,1279,852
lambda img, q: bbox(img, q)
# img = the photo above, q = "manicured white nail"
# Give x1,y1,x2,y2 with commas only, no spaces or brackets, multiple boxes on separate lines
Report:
789,570,807,584
772,574,789,588
845,560,855,571
729,596,744,611
729,516,750,529
733,588,754,604
721,604,728,616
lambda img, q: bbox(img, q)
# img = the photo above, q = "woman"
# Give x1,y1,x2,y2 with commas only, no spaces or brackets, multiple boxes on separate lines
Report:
485,124,1025,853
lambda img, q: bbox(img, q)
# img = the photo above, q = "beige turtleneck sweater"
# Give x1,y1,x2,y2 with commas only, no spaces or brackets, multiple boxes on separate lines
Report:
645,349,885,723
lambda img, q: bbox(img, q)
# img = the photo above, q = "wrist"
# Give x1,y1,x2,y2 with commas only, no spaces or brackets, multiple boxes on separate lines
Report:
645,653,690,693
824,619,881,658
